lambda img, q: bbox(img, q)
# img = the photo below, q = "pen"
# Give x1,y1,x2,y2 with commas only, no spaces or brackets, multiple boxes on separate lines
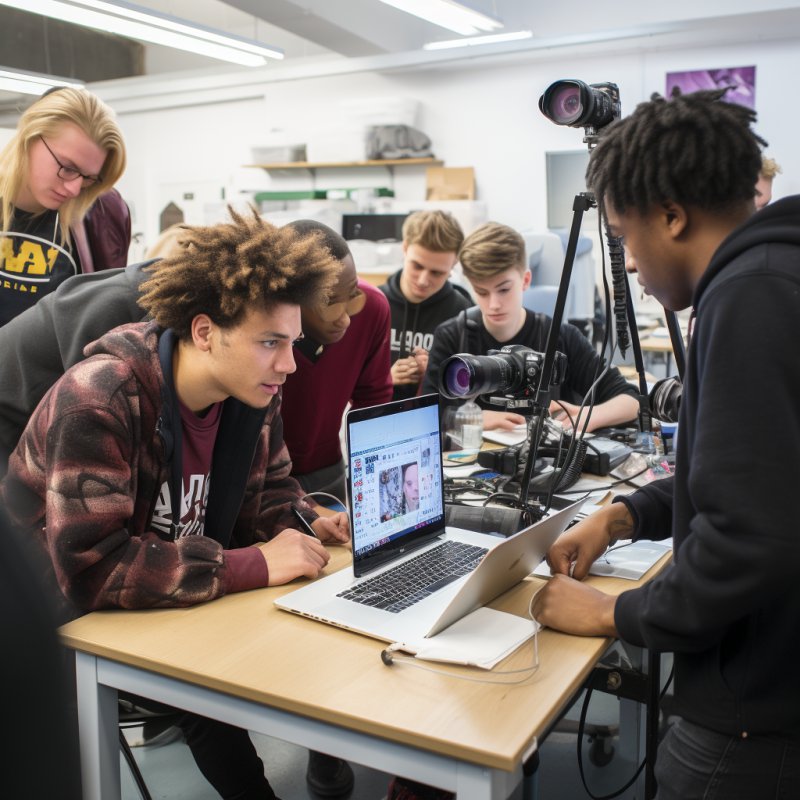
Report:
292,506,319,539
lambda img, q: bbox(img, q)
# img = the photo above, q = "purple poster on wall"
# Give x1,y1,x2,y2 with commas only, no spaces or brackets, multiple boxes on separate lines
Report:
666,66,756,109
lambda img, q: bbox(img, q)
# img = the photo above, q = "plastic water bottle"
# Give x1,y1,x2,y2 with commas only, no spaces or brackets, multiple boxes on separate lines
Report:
454,400,483,453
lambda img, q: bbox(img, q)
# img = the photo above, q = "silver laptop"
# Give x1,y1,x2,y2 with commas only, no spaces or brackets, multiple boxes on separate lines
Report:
276,394,583,645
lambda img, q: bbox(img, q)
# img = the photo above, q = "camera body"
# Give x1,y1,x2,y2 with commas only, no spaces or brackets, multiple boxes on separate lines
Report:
440,344,566,408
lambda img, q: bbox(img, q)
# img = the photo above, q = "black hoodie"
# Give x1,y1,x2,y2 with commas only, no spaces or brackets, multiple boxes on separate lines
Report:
615,195,800,737
379,269,472,400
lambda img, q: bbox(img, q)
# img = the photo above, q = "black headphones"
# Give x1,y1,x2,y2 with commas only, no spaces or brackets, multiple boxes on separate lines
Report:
649,377,682,423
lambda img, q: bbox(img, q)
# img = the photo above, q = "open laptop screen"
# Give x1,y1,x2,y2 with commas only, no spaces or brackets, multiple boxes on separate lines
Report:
346,394,445,576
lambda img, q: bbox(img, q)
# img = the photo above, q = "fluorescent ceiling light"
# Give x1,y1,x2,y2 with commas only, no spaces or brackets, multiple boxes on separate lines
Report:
0,67,84,96
424,30,533,50
0,0,284,67
378,0,502,36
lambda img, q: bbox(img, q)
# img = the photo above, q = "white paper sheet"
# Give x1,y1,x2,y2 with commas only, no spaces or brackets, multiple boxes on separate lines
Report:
394,606,537,669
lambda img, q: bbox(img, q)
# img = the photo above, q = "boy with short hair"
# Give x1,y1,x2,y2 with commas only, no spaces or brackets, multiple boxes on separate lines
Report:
379,209,472,400
533,89,800,797
282,220,393,505
422,221,639,432
0,209,349,800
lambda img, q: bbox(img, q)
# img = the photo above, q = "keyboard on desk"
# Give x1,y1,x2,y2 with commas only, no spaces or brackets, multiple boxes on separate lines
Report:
337,540,488,614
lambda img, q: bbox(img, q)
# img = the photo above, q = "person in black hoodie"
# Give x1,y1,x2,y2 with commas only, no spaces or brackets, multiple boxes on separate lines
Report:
533,89,800,798
379,210,472,400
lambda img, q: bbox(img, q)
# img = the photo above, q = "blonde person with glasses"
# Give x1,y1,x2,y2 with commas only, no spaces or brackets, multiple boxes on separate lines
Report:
0,86,128,326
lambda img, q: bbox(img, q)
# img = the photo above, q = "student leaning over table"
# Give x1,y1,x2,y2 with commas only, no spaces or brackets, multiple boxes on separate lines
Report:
533,89,800,800
279,219,393,506
0,208,350,800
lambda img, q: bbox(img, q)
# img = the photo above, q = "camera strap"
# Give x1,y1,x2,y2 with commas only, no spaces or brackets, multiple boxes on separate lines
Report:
459,307,552,355
458,306,484,353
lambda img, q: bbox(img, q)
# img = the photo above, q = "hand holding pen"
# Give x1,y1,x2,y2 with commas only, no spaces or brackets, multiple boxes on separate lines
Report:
292,506,351,545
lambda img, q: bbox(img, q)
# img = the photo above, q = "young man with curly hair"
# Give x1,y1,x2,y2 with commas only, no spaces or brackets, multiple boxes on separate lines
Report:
533,90,800,797
0,208,350,800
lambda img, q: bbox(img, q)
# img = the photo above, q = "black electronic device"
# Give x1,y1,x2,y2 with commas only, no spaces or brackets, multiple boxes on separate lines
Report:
444,504,524,538
477,446,527,476
440,345,567,412
341,213,408,242
649,376,682,423
583,437,633,476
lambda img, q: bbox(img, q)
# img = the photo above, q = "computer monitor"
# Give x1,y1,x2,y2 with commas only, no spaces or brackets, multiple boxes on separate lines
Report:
342,213,408,242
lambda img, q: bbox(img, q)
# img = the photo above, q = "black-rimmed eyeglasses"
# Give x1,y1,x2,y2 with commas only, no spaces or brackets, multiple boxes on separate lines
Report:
39,135,102,186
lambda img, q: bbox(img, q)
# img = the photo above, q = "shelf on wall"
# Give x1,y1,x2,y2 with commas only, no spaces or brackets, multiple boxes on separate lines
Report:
246,158,443,172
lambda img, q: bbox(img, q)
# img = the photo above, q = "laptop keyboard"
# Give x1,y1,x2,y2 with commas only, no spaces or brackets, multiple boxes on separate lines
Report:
337,540,488,614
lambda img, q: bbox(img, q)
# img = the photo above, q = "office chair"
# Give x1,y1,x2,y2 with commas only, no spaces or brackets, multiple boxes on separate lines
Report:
521,230,597,339
522,285,558,317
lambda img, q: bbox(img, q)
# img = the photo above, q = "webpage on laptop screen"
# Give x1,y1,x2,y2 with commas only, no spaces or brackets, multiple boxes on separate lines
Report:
350,406,444,560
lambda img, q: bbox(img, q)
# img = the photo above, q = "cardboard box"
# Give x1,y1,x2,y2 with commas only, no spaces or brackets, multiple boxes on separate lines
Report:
426,167,475,201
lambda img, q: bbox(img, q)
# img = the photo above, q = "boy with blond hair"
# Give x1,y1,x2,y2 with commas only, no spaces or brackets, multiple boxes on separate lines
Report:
755,154,781,209
379,209,472,400
423,221,638,432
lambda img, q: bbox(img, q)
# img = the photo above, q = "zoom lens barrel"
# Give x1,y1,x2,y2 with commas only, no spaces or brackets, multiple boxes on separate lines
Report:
539,80,621,130
440,351,526,399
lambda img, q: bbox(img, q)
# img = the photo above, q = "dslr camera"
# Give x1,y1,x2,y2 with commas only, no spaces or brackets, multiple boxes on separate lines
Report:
440,344,566,409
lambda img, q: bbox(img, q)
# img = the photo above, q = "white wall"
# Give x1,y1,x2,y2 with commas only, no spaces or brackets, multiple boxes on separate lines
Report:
111,37,799,250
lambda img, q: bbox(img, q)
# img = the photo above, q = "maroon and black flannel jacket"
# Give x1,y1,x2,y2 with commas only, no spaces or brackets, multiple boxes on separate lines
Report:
0,321,311,622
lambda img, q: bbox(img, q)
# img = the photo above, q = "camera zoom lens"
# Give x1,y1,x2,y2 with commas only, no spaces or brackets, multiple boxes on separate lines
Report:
440,354,516,399
551,85,583,124
442,358,474,398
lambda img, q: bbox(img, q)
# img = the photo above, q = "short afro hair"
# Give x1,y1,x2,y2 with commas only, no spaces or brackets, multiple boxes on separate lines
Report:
138,206,341,339
284,219,351,261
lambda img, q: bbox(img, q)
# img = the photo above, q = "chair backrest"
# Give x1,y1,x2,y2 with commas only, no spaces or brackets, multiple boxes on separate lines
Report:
551,230,596,321
521,230,596,323
521,231,565,286
522,285,558,317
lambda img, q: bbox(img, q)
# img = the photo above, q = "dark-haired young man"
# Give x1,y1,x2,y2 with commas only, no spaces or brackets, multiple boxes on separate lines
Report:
281,220,393,506
277,220,392,796
0,209,350,800
533,90,800,797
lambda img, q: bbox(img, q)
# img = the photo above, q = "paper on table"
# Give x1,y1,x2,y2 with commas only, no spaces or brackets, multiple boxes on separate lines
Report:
395,606,537,669
442,463,485,478
532,539,672,581
588,540,672,579
482,426,527,447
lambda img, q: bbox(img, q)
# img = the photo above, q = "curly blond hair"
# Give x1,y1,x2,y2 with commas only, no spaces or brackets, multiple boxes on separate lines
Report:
760,155,782,179
138,207,341,338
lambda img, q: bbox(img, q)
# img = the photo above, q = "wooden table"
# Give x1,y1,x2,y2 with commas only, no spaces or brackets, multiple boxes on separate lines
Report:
639,333,677,377
61,547,670,800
